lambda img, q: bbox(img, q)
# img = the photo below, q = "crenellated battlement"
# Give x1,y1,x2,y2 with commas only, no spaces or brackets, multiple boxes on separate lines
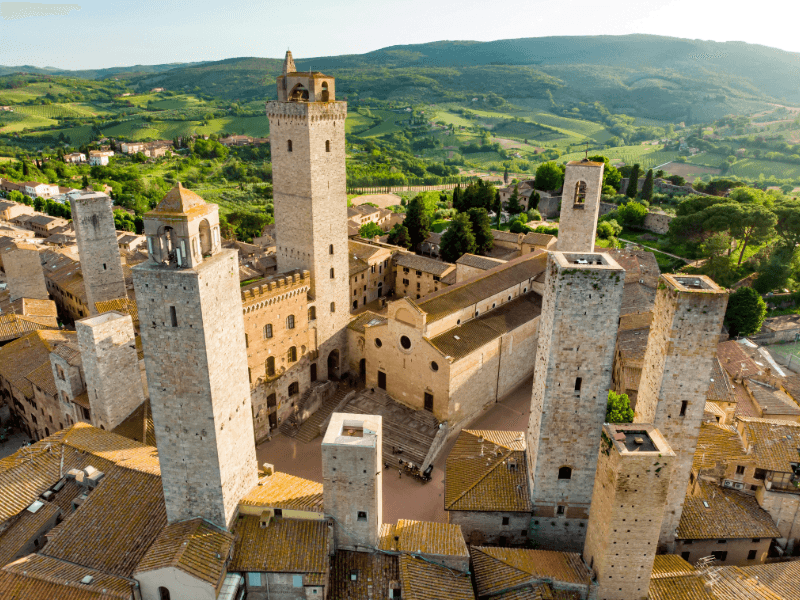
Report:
241,270,311,311
265,100,347,122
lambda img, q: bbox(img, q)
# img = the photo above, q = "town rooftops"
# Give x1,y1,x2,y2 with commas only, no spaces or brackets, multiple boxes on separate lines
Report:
239,471,324,512
329,550,399,600
379,519,469,557
445,430,530,512
738,417,800,473
399,555,475,600
491,229,522,244
135,518,234,586
0,329,77,400
455,253,506,271
393,252,454,277
617,324,650,364
521,232,556,247
418,252,547,324
693,422,749,473
348,310,387,334
677,480,780,541
747,379,800,416
717,340,763,380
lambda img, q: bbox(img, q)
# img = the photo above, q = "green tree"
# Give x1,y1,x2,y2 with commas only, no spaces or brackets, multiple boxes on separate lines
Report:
358,222,384,239
588,155,622,191
387,223,411,249
641,169,654,202
772,199,800,249
467,207,493,255
753,246,794,294
505,184,524,214
534,162,565,191
606,390,634,423
625,163,641,198
440,213,476,263
725,287,767,337
616,201,648,227
404,196,431,250
452,185,461,212
81,175,89,188
700,233,734,286
597,219,622,239
702,203,777,266
503,166,509,185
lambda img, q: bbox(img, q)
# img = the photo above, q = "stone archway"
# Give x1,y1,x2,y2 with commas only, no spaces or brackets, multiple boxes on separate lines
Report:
327,349,340,380
199,219,212,255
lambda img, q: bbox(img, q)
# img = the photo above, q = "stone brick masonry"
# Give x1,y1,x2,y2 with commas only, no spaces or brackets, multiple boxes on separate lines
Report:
526,251,625,551
2,246,48,301
557,161,604,253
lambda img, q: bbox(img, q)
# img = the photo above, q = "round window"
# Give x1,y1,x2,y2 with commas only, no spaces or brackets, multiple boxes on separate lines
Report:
457,319,461,325
508,295,512,301
400,335,411,350
492,303,496,309
430,361,439,372
375,338,382,348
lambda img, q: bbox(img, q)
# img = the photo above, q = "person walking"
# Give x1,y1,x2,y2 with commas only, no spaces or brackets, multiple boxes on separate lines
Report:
398,469,402,479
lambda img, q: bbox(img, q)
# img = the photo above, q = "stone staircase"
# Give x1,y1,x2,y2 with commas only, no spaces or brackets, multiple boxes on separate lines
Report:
337,389,439,468
278,386,316,438
280,386,349,443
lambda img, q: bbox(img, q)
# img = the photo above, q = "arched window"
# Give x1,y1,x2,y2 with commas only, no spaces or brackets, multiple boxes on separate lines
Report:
321,81,330,102
330,267,335,279
158,588,171,600
308,306,316,321
325,140,331,152
288,381,299,396
286,315,295,329
266,357,275,377
264,324,273,339
574,181,587,204
287,140,293,152
558,466,572,480
288,346,297,362
330,302,336,313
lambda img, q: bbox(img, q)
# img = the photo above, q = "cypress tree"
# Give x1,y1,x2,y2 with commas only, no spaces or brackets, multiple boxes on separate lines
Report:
625,163,641,198
641,169,654,202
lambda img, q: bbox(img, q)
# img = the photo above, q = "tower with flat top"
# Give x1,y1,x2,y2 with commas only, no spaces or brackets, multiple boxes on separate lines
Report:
556,160,605,253
133,183,257,529
265,51,350,381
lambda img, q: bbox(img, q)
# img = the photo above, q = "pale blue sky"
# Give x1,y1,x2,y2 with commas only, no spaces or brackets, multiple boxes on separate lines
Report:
0,0,796,70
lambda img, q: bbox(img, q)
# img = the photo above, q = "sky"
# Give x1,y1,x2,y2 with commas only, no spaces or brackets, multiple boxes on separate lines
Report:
0,0,798,70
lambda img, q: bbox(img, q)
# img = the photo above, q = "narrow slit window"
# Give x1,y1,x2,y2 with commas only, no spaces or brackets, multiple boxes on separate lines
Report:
680,401,688,416
169,306,177,327
326,140,331,152
287,140,293,152
574,377,582,391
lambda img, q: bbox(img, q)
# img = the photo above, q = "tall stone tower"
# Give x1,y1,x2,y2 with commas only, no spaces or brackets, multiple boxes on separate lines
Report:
266,51,350,380
634,274,728,551
556,160,604,253
76,311,145,431
583,424,675,600
2,244,48,301
133,184,258,529
322,412,382,551
70,192,127,314
526,251,625,551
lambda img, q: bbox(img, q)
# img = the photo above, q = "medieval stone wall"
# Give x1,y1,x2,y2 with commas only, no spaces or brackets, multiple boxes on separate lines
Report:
556,163,604,253
3,247,48,301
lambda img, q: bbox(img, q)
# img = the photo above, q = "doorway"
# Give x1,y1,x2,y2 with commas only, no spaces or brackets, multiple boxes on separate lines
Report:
359,359,366,382
310,363,317,382
327,349,340,380
424,392,434,412
378,371,386,390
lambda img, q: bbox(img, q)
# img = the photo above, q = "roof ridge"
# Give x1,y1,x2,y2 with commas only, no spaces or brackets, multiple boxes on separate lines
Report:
445,447,515,510
474,546,537,578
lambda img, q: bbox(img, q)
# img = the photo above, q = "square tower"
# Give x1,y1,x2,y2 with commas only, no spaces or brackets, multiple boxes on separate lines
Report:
583,424,675,600
133,184,257,530
526,251,625,551
266,51,350,381
76,311,145,431
633,274,728,551
70,192,127,314
556,160,604,253
322,412,382,551
1,244,48,301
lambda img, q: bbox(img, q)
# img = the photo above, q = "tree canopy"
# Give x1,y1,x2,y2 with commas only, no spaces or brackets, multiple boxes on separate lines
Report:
440,213,476,263
467,207,493,255
606,390,634,423
387,223,411,249
725,287,767,337
404,196,431,250
534,162,565,192
358,222,384,239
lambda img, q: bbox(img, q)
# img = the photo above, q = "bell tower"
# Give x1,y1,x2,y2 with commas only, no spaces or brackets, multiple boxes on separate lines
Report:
133,183,258,529
266,51,350,380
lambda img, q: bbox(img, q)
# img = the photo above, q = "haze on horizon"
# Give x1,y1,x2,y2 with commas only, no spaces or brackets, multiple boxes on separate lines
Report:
0,0,797,71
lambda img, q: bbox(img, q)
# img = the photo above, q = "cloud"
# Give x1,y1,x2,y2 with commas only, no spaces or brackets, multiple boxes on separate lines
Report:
1,2,80,20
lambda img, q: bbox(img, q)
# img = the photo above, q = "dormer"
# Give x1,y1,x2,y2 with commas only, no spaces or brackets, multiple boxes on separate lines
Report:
143,183,221,269
276,50,335,103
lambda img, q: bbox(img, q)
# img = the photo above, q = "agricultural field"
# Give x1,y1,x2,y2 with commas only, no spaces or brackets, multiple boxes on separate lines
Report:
345,112,376,135
195,116,270,137
683,153,729,168
557,145,678,168
660,162,722,181
13,103,112,119
728,158,800,180
0,82,76,103
27,125,96,145
0,112,59,133
149,95,204,110
360,110,408,137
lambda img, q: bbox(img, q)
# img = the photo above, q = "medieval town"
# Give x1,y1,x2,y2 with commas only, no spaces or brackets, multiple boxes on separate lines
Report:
0,52,798,600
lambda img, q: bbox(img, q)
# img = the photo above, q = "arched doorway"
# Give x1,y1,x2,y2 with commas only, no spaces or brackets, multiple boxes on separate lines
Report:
327,349,340,380
199,219,212,255
359,359,366,382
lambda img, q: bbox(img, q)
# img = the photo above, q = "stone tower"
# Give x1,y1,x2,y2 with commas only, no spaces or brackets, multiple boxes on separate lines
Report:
583,424,675,600
75,311,144,431
133,184,257,529
634,274,728,551
70,192,127,314
266,51,350,381
322,412,382,551
2,244,48,301
556,160,604,253
526,251,625,551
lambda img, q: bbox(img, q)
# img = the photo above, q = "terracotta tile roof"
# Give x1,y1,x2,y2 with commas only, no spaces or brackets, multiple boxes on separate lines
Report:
394,253,455,276
0,554,134,600
94,298,138,324
229,516,328,574
0,330,76,399
676,480,780,540
72,390,91,409
471,547,591,597
617,326,649,363
747,380,800,416
704,401,726,420
445,430,531,512
111,400,155,446
648,571,713,600
455,253,506,270
619,311,653,331
53,341,82,365
135,518,233,586
649,561,800,600
706,358,736,403
239,472,324,512
734,562,800,599
693,423,749,473
484,585,555,600
718,341,763,379
348,310,387,334
521,232,556,247
328,549,399,599
0,312,59,342
739,417,800,473
379,520,468,557
0,500,61,566
603,249,660,286
733,383,760,418
428,294,542,361
650,555,696,579
620,281,657,315
399,555,475,600
150,183,208,216
418,252,546,323
492,230,522,244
